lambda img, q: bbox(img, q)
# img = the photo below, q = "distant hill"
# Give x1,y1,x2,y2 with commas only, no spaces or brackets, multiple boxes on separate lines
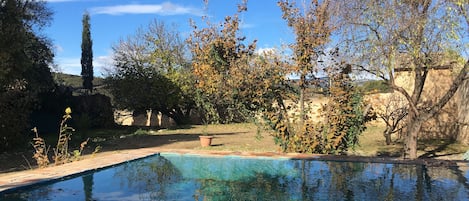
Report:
52,73,109,96
355,80,391,93
52,73,104,88
288,77,391,94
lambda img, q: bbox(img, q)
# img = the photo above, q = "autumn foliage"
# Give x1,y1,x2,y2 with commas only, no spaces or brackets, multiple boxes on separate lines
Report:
265,62,372,154
188,2,268,123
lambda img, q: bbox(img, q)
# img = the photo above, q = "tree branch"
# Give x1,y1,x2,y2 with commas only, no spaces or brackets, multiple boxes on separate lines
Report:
390,84,419,117
350,22,381,41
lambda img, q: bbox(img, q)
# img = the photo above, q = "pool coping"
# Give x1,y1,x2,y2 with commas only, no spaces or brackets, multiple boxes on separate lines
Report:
1,147,468,194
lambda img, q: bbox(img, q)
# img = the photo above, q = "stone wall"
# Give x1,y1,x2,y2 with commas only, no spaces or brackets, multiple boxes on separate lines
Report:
393,67,461,141
456,79,469,144
283,97,328,123
114,110,176,128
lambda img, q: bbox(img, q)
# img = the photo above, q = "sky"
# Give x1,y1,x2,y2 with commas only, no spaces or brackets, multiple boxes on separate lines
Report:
42,0,293,77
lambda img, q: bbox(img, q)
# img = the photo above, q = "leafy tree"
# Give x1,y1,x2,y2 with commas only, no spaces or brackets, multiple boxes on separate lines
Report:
237,50,292,113
145,20,195,120
265,51,373,154
261,0,374,154
106,20,193,124
190,0,369,153
317,62,373,153
80,11,93,93
0,0,55,151
278,0,334,124
106,67,185,124
341,0,468,159
188,1,259,123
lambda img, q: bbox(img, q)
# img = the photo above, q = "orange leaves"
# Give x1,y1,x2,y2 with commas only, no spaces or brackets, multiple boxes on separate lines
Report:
188,0,266,123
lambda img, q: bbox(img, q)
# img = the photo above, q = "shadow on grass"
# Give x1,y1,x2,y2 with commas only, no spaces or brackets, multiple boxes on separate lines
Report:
373,139,466,159
418,139,464,159
166,124,195,130
374,141,404,157
81,128,248,154
0,125,251,173
376,149,403,157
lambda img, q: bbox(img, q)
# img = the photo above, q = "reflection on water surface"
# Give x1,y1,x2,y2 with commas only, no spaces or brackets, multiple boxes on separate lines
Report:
2,153,469,201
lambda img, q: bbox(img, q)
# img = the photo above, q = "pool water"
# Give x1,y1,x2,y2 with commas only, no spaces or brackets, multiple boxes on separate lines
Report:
2,153,469,201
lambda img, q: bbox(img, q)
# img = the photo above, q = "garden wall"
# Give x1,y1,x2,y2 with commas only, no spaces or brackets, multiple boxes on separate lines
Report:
393,67,462,141
114,110,176,128
456,79,469,144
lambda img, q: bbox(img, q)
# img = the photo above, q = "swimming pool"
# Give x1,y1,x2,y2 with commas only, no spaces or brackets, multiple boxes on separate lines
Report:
2,153,469,200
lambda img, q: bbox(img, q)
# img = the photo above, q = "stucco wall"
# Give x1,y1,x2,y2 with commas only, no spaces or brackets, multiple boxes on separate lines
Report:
456,79,469,144
393,68,461,140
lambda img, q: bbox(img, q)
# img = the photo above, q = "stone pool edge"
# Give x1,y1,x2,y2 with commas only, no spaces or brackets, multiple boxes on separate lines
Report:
0,147,162,193
1,147,468,193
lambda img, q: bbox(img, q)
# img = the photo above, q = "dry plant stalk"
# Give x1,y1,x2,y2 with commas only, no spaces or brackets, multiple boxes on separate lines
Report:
31,127,50,168
30,107,92,168
54,108,75,165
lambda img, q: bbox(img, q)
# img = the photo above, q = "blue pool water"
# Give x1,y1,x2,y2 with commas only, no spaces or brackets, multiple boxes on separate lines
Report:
1,153,469,200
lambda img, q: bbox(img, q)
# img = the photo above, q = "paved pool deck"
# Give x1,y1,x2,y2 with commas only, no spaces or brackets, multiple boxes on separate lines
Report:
0,148,290,193
1,147,468,193
0,147,159,193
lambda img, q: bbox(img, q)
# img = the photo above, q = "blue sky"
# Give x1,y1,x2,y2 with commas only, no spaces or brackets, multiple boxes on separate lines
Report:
43,0,293,77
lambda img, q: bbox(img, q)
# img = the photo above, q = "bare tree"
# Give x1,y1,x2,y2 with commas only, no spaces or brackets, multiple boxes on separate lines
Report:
341,0,469,159
376,94,408,145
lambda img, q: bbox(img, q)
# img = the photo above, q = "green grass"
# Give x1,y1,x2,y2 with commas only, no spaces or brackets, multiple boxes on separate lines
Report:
66,122,469,160
351,122,403,157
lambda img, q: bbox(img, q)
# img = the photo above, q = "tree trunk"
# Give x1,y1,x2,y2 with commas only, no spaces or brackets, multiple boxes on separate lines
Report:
404,113,422,159
146,109,152,127
165,108,188,126
299,74,306,126
299,87,305,124
384,127,392,145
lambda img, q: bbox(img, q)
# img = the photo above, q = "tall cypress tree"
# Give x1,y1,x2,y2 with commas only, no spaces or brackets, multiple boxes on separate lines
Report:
81,12,93,93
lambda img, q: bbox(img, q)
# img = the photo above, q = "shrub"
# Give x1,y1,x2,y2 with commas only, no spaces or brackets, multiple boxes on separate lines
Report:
265,64,374,154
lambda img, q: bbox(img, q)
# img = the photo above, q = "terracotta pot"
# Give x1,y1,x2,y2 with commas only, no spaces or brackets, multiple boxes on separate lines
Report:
199,136,213,147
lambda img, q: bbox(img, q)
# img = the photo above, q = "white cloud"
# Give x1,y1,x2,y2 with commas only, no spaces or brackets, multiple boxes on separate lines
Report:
54,57,81,75
54,56,111,77
255,47,277,55
93,55,113,77
90,2,203,16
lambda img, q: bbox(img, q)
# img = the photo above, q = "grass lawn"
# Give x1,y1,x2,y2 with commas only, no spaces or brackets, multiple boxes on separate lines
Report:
352,121,469,160
83,121,468,160
1,121,468,173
